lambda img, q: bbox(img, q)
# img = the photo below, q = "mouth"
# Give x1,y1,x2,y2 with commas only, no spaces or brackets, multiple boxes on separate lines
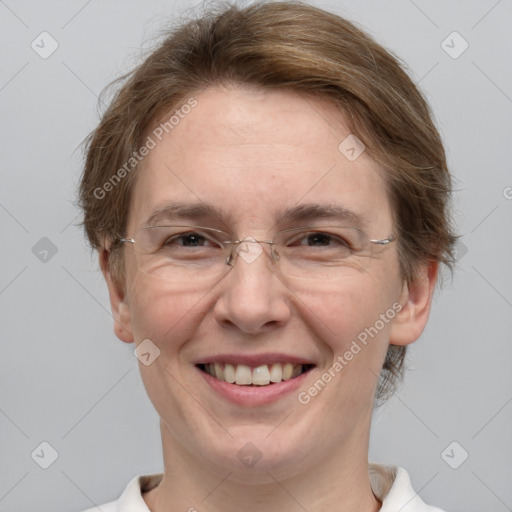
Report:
196,362,315,386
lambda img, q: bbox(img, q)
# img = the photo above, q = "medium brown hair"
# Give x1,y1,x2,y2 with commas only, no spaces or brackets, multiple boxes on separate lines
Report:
79,0,457,401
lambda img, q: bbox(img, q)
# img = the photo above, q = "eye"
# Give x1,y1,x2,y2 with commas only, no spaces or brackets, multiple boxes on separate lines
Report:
142,226,226,257
167,232,212,247
292,231,352,249
303,232,341,246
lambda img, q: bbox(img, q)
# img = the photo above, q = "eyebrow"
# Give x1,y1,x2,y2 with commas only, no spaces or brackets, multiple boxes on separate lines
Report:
144,202,232,228
143,201,367,230
275,203,367,229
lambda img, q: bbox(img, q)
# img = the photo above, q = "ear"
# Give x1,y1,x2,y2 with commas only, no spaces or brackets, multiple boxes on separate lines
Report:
389,261,438,346
99,248,134,344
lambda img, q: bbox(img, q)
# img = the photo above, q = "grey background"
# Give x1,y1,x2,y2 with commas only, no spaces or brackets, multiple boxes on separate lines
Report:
1,0,511,511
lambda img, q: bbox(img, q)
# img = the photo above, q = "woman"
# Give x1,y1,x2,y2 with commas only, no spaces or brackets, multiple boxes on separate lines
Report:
78,2,456,510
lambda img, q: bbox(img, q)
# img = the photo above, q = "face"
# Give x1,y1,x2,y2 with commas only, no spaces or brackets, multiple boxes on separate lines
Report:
104,85,434,481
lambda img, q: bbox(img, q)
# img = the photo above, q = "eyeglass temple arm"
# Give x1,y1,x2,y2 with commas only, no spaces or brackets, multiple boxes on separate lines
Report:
370,234,396,245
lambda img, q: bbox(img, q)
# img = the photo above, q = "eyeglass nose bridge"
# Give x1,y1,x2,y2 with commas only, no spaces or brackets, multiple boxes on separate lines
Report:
223,238,278,267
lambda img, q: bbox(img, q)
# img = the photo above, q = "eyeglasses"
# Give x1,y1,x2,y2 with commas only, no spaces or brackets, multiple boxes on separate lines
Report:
117,225,396,284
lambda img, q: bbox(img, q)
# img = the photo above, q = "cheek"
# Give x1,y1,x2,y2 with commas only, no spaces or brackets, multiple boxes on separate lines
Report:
296,281,399,412
294,276,399,385
126,275,204,347
303,278,395,339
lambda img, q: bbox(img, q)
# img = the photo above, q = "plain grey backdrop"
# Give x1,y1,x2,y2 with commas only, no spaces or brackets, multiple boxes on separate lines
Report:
1,0,511,511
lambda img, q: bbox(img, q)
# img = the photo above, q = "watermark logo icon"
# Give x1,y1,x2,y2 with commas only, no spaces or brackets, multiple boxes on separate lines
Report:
236,442,262,468
32,237,58,263
134,338,161,366
454,239,468,262
503,186,512,200
338,134,366,161
441,31,469,59
31,441,59,469
31,32,59,59
236,238,263,264
441,441,469,469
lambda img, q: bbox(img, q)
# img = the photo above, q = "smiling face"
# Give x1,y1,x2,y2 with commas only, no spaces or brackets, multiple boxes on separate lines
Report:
102,84,434,482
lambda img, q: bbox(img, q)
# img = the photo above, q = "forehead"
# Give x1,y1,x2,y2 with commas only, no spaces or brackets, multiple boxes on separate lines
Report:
128,85,393,233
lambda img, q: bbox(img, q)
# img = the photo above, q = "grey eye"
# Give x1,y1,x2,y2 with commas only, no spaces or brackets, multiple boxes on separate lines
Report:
292,232,352,249
171,233,209,247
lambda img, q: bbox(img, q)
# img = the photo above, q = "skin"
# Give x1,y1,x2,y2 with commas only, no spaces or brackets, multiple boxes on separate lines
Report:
100,84,438,512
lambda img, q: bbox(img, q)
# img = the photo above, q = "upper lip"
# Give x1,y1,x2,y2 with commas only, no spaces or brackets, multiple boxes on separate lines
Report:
193,352,316,367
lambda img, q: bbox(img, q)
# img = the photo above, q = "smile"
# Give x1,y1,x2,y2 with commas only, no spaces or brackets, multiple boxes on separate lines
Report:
197,362,315,386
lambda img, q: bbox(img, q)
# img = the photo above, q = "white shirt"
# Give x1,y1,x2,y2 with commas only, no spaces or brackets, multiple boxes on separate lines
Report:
80,463,446,512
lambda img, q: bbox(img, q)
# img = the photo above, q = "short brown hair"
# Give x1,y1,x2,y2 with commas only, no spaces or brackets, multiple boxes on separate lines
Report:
79,0,457,402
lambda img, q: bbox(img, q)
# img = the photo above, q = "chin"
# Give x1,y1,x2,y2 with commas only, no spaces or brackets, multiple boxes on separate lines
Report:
190,425,316,483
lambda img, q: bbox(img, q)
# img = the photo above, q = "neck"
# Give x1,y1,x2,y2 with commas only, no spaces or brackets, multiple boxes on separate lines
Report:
144,420,381,512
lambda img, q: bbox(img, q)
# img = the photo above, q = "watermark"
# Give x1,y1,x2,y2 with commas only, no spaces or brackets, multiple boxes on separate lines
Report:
454,239,468,262
503,186,512,200
236,237,264,264
93,97,198,200
441,31,469,60
236,442,263,468
441,441,469,469
31,441,59,469
297,301,402,405
338,133,366,161
31,31,59,59
134,338,161,366
32,237,58,263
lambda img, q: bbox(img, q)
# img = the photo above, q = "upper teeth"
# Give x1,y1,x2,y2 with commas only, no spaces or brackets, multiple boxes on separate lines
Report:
203,363,303,386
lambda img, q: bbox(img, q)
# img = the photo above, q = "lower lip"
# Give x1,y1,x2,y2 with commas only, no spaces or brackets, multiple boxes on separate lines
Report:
197,366,313,406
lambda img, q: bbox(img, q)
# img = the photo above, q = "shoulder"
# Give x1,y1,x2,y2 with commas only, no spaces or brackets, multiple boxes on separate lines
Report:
369,463,447,512
76,473,163,512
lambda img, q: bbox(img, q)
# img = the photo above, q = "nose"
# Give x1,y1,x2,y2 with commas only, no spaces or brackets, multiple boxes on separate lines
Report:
213,240,291,335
